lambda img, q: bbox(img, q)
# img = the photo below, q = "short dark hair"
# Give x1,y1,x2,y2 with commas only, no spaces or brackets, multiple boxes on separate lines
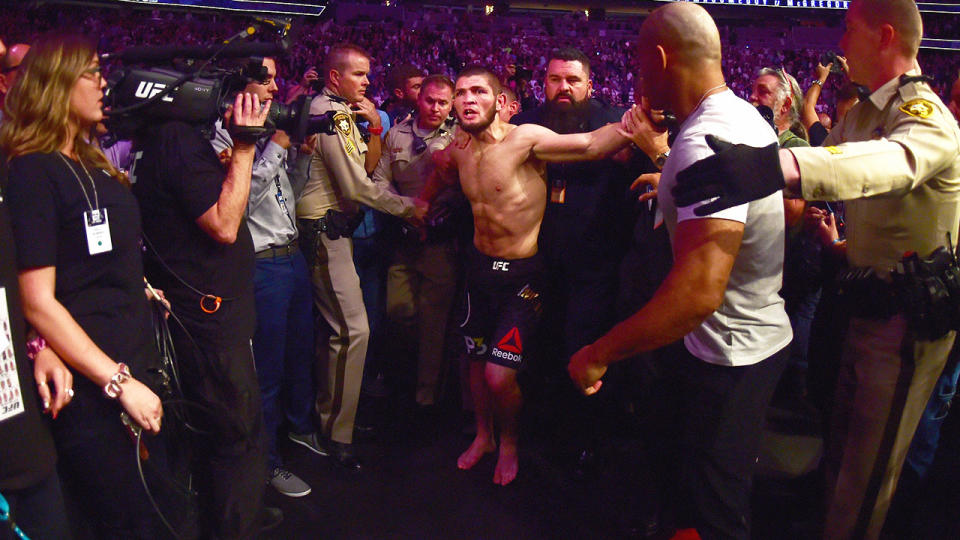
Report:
324,43,369,76
501,86,518,103
856,0,923,57
387,63,424,92
457,65,501,95
421,74,454,94
548,47,591,75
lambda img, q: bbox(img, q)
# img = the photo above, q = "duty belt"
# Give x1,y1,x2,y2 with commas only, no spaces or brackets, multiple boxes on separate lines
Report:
299,209,363,240
837,244,960,341
835,267,901,319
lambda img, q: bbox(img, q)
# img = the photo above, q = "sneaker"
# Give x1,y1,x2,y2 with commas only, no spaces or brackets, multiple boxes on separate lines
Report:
288,431,329,457
268,467,311,498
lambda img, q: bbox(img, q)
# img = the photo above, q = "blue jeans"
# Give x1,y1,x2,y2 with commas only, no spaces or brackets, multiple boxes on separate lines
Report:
904,356,960,479
353,230,387,384
252,251,315,468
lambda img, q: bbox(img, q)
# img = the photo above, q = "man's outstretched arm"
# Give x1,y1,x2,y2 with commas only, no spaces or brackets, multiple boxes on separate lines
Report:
527,118,631,162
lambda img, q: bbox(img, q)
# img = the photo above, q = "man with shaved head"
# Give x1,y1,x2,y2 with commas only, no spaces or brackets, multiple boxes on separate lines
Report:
568,3,791,538
671,1,960,538
423,64,632,486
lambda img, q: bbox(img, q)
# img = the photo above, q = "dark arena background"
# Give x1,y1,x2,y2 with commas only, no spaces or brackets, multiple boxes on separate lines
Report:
1,1,958,539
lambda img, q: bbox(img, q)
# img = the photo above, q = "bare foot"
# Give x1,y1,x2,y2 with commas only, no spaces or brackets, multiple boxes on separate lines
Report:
493,444,518,485
457,435,496,470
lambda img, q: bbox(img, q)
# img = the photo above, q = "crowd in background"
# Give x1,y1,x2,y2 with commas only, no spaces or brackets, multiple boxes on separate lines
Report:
1,2,960,539
1,2,958,118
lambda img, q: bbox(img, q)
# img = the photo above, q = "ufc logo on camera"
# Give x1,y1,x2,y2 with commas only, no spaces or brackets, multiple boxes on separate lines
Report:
134,81,175,103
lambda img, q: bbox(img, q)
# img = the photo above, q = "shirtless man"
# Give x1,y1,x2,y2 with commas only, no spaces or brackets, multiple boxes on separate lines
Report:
422,65,630,485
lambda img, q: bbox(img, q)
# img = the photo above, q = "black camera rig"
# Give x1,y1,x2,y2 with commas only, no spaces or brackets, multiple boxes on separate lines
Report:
101,18,333,144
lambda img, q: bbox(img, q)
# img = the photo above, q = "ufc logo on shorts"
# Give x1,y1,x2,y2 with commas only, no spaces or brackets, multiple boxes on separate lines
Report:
492,261,510,272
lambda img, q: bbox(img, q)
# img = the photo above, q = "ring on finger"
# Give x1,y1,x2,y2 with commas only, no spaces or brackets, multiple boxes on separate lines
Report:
66,388,75,398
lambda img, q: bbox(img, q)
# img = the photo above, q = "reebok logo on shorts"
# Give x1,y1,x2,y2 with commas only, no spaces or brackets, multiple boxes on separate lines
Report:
492,327,523,363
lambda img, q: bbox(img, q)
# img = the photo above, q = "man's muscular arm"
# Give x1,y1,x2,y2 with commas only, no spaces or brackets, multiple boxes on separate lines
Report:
526,120,630,163
568,218,743,394
196,92,269,244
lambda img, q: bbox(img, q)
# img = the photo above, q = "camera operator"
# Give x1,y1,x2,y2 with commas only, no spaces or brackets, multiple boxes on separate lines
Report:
209,57,322,499
130,66,275,537
297,43,426,471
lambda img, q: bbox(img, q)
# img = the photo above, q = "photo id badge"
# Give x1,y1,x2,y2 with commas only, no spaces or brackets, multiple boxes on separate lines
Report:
85,208,112,255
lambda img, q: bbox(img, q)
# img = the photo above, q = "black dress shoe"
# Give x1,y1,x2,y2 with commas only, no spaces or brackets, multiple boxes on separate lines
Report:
259,506,284,533
329,441,362,473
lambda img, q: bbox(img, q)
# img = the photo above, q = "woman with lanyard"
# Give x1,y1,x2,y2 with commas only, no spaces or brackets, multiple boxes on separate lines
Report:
0,33,172,537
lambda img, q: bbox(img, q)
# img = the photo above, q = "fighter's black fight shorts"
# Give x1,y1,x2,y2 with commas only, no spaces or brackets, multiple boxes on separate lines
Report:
459,245,545,369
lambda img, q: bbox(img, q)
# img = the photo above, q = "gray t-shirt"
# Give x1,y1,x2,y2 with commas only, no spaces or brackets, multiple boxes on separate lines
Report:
659,89,792,366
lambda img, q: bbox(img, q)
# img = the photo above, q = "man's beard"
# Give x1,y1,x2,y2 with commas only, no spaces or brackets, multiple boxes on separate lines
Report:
543,94,591,134
459,104,498,134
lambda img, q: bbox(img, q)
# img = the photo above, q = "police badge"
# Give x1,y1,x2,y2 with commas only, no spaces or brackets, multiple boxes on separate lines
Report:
333,112,352,135
899,99,935,119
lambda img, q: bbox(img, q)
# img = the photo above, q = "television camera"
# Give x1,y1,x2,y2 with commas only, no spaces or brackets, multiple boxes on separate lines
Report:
101,18,333,145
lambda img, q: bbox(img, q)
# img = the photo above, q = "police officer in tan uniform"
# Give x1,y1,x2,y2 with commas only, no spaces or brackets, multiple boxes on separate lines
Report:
297,43,427,469
671,1,960,537
372,74,457,408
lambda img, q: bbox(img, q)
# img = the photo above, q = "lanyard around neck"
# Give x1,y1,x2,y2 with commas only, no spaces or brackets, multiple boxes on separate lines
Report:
57,152,100,213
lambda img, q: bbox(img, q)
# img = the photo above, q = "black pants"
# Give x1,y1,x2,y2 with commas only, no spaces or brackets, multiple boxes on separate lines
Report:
1,472,70,540
170,328,266,540
51,381,173,539
653,345,789,540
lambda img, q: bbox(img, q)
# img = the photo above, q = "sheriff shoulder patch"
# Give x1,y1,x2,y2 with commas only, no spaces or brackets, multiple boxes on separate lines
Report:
333,112,352,136
899,99,934,119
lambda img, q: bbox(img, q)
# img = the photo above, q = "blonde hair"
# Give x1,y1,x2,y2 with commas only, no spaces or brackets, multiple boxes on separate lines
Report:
0,33,122,181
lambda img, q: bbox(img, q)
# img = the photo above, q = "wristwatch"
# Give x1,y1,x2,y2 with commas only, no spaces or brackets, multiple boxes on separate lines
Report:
655,150,670,170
